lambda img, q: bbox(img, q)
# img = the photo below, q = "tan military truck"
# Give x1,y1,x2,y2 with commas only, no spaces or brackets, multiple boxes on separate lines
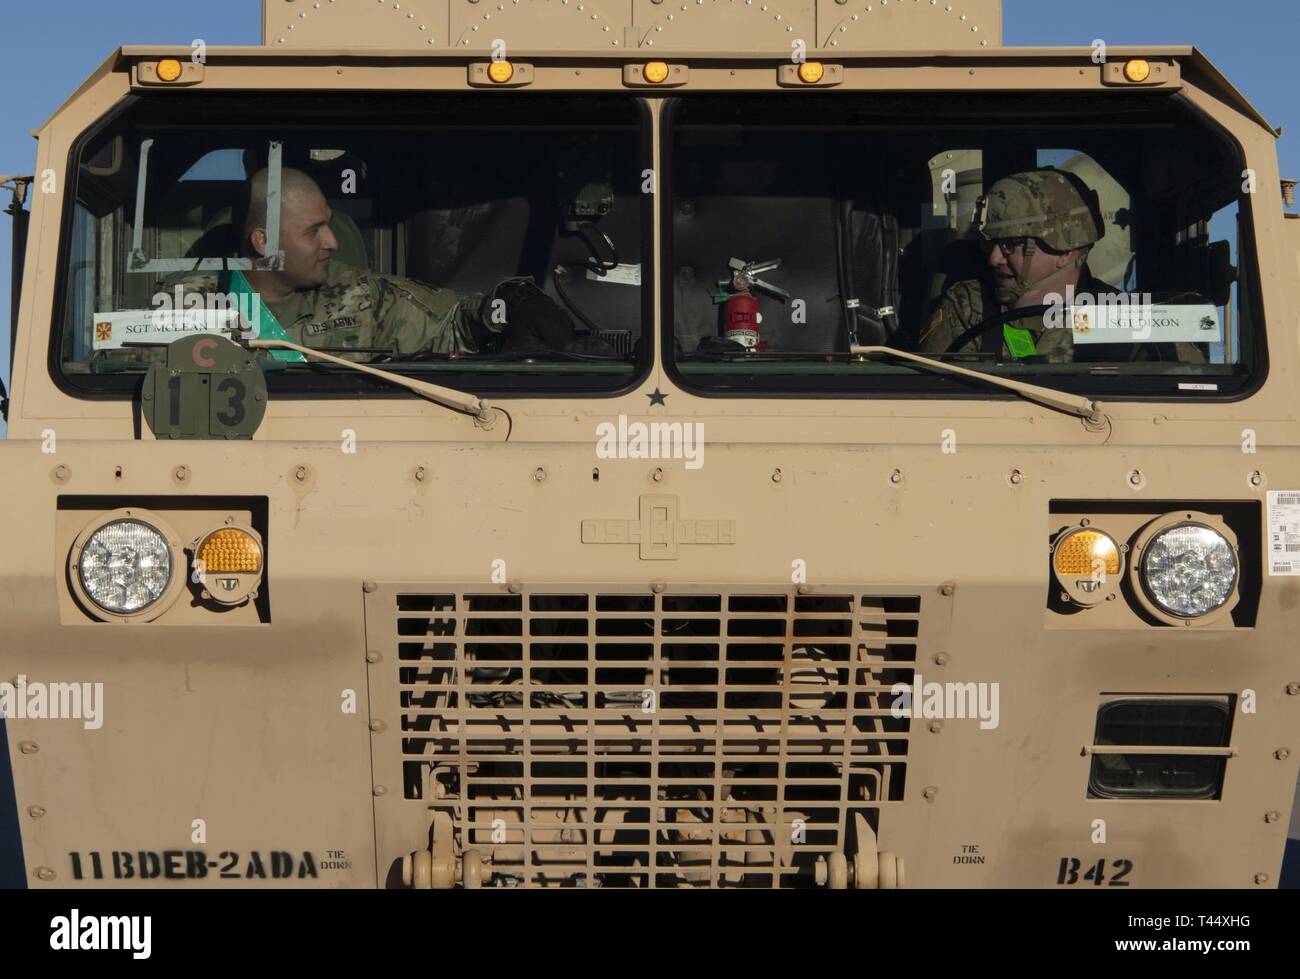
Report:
2,0,1298,889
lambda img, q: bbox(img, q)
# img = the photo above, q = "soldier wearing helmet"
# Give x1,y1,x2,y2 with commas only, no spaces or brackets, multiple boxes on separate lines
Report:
918,167,1109,362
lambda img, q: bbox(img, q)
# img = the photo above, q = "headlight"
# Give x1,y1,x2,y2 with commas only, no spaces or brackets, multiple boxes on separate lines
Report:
70,510,181,620
1136,518,1239,622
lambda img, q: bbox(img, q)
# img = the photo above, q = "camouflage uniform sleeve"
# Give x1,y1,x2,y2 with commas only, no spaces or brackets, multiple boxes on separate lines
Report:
1033,323,1075,363
370,276,491,356
918,279,982,354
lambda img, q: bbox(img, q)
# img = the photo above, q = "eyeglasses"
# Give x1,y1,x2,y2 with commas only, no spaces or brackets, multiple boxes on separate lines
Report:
983,237,1029,259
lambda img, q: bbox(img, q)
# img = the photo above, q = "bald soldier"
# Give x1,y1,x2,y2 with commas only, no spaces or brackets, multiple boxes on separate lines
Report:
150,167,575,365
918,168,1113,363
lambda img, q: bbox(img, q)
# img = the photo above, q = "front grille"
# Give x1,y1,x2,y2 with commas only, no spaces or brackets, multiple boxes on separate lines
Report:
381,585,925,888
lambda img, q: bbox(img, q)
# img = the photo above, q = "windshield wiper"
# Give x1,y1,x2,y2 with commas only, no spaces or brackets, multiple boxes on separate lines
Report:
248,339,506,432
849,344,1110,432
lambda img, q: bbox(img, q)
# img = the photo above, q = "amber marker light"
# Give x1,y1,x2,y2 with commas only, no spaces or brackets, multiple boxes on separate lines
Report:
1052,526,1124,608
197,528,263,574
798,61,826,84
1123,59,1152,83
1054,529,1121,578
643,61,671,85
488,61,515,84
193,525,265,608
156,59,184,82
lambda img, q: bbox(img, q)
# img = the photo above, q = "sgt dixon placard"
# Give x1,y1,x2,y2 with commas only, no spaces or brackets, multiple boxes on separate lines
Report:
1068,303,1224,344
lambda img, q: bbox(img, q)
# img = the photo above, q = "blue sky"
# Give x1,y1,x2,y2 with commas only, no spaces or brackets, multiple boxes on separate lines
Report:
1,0,1297,436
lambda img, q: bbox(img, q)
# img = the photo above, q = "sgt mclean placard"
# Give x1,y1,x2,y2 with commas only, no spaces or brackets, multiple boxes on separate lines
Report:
92,308,252,350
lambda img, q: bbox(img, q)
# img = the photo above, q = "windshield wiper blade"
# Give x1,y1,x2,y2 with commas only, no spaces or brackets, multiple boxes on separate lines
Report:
248,339,505,430
849,344,1109,431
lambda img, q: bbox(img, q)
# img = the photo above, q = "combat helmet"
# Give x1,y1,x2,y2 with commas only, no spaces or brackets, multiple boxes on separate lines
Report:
974,167,1106,302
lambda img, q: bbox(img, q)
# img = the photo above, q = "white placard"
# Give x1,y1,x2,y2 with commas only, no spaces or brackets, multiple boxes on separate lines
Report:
1267,491,1300,576
1069,304,1223,345
92,308,249,350
587,263,642,287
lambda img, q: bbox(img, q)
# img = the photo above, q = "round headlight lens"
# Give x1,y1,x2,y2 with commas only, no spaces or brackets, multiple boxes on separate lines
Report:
1141,524,1237,618
77,519,173,614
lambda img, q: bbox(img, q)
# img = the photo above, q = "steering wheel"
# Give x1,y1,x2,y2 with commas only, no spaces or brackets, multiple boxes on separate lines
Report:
943,304,1053,354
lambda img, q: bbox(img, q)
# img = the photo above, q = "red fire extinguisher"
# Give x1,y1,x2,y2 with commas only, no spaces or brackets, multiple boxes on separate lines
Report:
716,257,789,353
723,291,761,350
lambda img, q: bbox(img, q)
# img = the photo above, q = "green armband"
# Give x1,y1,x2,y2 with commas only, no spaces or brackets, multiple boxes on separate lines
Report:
1003,323,1038,359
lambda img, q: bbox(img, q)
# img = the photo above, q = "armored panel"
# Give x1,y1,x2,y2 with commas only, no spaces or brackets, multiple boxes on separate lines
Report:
263,0,1002,50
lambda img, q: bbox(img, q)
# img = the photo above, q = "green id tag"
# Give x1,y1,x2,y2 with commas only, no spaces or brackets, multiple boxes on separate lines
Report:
225,270,306,364
1002,323,1038,359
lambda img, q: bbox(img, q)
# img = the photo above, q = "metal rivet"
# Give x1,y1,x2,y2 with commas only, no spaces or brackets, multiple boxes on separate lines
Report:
53,465,69,481
797,584,811,595
533,467,547,483
652,468,664,483
366,651,381,664
294,465,309,482
174,465,190,482
414,466,427,482
1250,471,1264,487
1287,683,1300,696
929,720,943,734
373,785,387,797
1275,748,1291,760
933,652,949,666
1255,873,1269,885
34,867,55,882
889,469,903,484
922,786,937,800
771,468,783,483
27,806,45,819
651,580,667,594
1008,469,1023,485
508,580,522,595
18,741,38,755
362,581,377,594
940,583,955,597
1265,811,1281,823
1128,470,1144,487
369,720,383,732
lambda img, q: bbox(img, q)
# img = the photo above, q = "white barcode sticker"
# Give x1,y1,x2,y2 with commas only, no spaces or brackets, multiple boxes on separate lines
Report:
1266,491,1300,575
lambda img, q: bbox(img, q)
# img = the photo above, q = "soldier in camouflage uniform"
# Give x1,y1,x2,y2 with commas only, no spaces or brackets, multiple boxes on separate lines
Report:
161,263,493,363
918,168,1110,363
95,167,569,371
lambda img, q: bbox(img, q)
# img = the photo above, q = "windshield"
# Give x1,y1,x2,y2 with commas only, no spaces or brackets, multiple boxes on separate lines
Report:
666,92,1262,400
55,93,650,397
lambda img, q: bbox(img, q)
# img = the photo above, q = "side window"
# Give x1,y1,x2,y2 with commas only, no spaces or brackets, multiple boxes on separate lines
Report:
1206,201,1242,365
61,202,105,369
1037,149,1137,293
